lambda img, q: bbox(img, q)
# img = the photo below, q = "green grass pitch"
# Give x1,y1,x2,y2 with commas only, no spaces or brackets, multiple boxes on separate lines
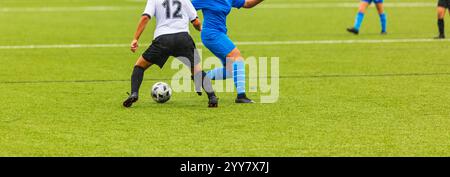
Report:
0,0,449,156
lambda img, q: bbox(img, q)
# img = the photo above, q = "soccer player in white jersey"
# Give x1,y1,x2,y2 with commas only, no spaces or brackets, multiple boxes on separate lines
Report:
123,0,218,108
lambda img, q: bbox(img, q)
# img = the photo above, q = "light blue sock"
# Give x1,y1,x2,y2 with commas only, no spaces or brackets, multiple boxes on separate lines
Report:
206,67,231,80
232,60,246,95
380,13,387,32
354,12,365,31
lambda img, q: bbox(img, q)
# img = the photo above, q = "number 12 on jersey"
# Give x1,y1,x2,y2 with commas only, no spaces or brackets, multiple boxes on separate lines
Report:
163,0,183,19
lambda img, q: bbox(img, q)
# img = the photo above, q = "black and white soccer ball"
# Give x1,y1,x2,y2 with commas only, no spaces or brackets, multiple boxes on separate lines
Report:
151,82,172,103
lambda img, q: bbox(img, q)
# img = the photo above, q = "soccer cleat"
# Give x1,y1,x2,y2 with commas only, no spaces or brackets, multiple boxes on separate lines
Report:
381,31,387,35
434,34,445,39
208,96,218,108
235,96,255,104
346,27,359,35
123,92,139,108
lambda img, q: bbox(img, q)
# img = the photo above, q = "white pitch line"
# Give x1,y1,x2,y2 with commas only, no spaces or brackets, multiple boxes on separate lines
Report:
233,38,450,45
258,2,435,9
0,38,449,50
0,2,436,12
0,44,129,49
0,6,140,12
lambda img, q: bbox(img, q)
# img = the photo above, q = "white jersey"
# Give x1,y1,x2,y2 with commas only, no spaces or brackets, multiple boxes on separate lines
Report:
143,0,198,39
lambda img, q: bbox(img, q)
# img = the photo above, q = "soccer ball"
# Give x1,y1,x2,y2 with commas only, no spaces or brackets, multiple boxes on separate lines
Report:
151,82,172,103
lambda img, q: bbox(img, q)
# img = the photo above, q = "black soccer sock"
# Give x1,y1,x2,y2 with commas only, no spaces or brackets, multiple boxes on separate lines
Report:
131,66,145,94
192,71,216,98
192,73,203,95
201,71,216,98
438,19,445,36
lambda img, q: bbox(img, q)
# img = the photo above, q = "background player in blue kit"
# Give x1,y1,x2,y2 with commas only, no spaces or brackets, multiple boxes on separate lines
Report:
192,0,264,103
347,0,387,35
436,0,450,39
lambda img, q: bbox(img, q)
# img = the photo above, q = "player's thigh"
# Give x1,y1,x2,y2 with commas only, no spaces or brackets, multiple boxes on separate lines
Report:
437,6,446,18
202,33,236,65
135,56,152,69
226,48,243,61
142,39,170,69
438,0,450,17
175,33,201,68
375,1,384,14
358,1,370,13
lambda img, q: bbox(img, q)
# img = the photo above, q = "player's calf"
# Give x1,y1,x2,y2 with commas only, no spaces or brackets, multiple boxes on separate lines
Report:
123,59,151,108
192,70,219,107
436,18,446,39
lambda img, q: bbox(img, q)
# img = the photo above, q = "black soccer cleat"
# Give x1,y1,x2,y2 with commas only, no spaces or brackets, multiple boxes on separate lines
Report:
208,96,219,108
434,34,446,39
123,92,139,108
346,27,359,35
381,31,387,35
235,96,255,104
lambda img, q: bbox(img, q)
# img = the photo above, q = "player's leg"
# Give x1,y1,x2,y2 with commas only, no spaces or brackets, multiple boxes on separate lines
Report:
436,2,447,39
201,34,234,81
191,64,219,107
203,50,232,81
172,33,219,107
347,0,370,34
205,66,231,80
375,1,387,34
123,56,153,107
123,37,168,108
204,59,232,81
225,48,254,103
185,48,219,107
202,34,253,103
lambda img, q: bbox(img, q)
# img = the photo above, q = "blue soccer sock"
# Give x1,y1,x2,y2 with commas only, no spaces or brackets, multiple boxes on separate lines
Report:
232,60,246,96
206,67,231,80
353,12,365,31
380,13,387,32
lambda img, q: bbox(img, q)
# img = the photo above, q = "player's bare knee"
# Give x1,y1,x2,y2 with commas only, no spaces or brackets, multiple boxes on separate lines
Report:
135,56,152,69
358,2,368,13
192,64,203,75
437,7,446,19
226,49,243,62
376,4,384,14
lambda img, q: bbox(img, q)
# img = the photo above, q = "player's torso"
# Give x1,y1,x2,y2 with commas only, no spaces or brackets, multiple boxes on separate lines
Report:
196,0,235,36
153,0,191,38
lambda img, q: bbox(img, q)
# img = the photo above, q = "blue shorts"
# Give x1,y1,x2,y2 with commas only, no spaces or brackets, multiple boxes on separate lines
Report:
201,31,236,65
362,0,383,4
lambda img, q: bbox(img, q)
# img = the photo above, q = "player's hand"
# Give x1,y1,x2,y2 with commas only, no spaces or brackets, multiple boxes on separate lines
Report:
130,39,139,53
192,18,202,32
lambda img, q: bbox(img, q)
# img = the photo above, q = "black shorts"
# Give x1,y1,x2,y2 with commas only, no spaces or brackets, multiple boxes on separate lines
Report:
438,0,450,8
142,32,200,68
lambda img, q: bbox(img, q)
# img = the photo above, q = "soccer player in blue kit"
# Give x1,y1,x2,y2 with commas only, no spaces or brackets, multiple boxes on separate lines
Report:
192,0,264,103
347,0,387,35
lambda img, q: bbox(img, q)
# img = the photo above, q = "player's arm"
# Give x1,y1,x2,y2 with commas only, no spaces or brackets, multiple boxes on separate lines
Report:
131,15,150,53
243,0,264,8
184,0,201,31
131,0,155,53
191,18,202,32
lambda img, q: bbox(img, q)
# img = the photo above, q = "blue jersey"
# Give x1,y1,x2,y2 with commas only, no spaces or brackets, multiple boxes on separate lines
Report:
192,0,245,34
